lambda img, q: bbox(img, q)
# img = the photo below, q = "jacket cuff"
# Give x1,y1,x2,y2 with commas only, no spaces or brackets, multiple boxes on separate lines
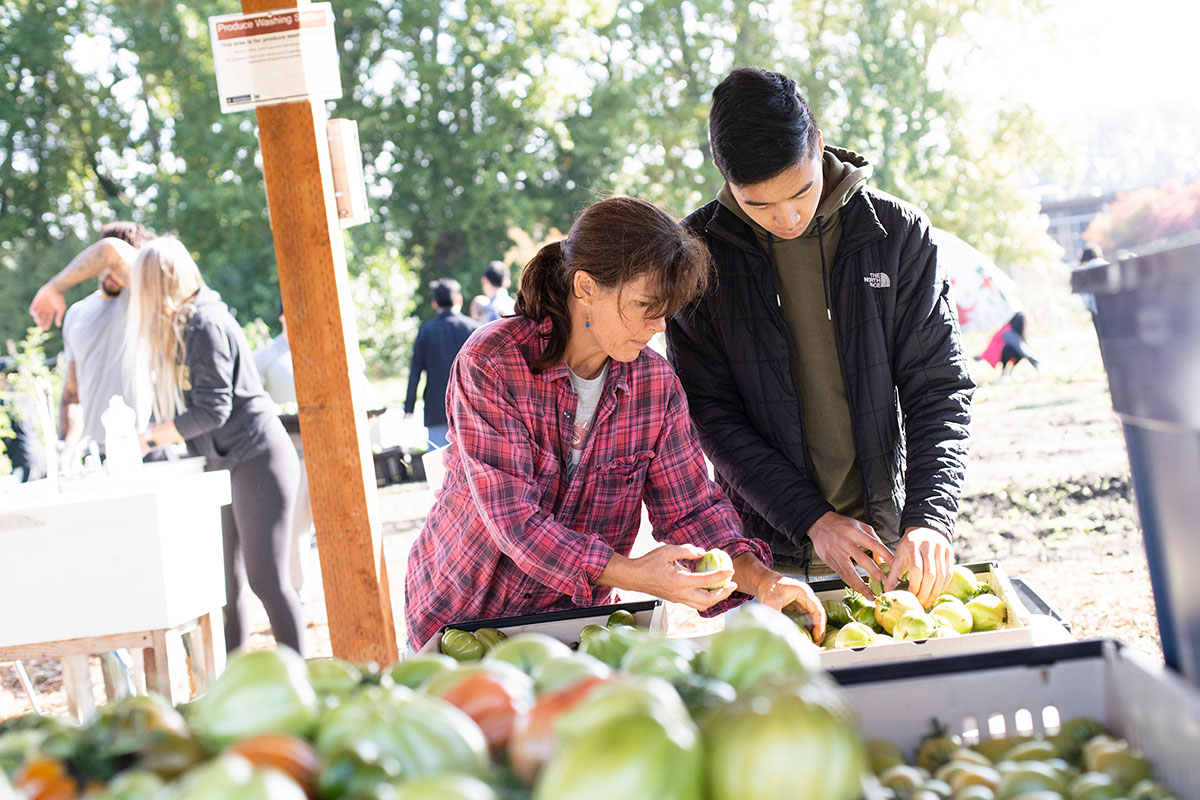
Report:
791,501,836,546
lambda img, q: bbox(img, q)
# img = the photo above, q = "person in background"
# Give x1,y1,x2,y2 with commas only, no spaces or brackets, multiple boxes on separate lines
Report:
480,260,516,322
1077,245,1105,324
253,306,314,594
468,294,490,322
666,68,974,607
978,311,1040,376
29,222,152,457
403,196,827,650
127,236,304,655
403,278,480,448
0,356,47,483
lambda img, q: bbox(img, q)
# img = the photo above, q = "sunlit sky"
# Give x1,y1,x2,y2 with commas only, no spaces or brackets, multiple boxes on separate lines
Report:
967,0,1200,119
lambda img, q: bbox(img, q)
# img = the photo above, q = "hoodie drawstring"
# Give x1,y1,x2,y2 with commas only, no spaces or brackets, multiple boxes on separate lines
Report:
816,216,831,321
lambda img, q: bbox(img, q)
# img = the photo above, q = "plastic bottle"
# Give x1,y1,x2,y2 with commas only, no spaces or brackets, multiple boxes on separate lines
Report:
101,395,142,475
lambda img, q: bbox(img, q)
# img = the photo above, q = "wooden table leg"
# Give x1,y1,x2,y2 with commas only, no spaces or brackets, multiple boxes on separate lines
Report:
61,655,95,723
142,630,171,700
200,609,226,681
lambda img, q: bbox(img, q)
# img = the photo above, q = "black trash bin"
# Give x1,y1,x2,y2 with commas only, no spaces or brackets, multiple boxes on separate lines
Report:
1072,241,1200,685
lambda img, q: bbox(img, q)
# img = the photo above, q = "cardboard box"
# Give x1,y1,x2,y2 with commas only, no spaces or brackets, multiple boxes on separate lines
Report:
809,561,1071,668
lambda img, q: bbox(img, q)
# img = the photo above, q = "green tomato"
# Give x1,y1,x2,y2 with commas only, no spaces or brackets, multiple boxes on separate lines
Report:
874,591,924,635
473,628,508,650
893,611,938,642
532,653,611,695
694,548,733,590
189,647,319,751
315,688,489,779
834,622,877,649
316,740,402,799
536,713,703,800
392,774,500,800
700,603,818,689
580,624,644,668
823,599,854,629
943,565,981,603
172,754,307,800
930,599,974,635
388,653,456,690
619,638,697,682
306,657,364,697
607,609,638,628
441,629,486,661
485,633,571,675
966,595,1008,632
704,677,867,800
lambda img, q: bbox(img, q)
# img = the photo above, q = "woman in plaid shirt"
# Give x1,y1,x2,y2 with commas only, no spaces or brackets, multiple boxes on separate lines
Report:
404,197,826,649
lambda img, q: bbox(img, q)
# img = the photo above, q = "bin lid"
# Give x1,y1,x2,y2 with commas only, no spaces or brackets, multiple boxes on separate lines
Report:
1071,242,1200,295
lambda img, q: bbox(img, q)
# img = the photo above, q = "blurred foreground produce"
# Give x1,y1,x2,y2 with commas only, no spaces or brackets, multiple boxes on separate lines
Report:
0,605,871,799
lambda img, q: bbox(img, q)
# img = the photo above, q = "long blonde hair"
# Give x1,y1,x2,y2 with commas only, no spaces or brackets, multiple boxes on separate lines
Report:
125,236,206,423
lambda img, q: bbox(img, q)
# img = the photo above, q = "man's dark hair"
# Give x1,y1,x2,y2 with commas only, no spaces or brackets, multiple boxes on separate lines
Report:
1080,245,1103,263
430,278,462,310
483,261,508,289
100,221,150,249
709,67,821,186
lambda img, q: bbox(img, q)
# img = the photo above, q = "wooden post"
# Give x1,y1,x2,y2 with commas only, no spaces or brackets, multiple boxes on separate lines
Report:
242,0,397,663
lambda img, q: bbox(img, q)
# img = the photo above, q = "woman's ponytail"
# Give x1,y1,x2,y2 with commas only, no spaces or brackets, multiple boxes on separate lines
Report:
514,240,572,373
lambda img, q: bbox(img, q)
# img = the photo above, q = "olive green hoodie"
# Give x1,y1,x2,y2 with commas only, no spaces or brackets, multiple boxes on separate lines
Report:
716,146,873,523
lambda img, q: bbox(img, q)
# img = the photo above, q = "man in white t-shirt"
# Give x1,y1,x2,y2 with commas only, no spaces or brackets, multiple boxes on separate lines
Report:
480,261,515,323
30,222,150,453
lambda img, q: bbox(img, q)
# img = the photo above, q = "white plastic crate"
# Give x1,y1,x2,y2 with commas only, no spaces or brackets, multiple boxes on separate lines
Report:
418,600,665,654
831,640,1200,800
812,561,1071,668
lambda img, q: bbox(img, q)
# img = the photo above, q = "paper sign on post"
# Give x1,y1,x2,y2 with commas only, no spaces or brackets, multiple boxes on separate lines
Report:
209,3,342,113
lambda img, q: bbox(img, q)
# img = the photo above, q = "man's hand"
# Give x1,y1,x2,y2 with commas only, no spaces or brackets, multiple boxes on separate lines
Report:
754,575,827,644
886,527,954,608
29,283,67,330
807,511,891,598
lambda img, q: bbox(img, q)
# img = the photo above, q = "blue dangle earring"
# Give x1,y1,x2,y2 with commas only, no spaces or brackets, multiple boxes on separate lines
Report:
585,309,590,328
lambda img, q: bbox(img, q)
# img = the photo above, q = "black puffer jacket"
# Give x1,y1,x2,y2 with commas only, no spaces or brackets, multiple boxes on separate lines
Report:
666,187,974,568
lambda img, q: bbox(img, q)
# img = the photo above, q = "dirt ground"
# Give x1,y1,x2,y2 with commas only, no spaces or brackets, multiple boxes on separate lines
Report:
1,268,1161,717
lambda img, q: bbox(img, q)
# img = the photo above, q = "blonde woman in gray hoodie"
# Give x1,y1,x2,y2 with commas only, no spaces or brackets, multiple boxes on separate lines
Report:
127,236,304,655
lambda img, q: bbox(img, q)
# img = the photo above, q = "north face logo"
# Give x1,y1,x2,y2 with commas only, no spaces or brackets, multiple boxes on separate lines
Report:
864,273,891,288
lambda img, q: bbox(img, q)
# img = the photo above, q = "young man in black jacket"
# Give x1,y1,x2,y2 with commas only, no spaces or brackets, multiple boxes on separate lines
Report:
666,68,974,606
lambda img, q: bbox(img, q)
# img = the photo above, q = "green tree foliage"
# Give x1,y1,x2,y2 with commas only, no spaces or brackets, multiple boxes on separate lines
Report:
1085,180,1200,254
1,0,1064,371
0,0,133,354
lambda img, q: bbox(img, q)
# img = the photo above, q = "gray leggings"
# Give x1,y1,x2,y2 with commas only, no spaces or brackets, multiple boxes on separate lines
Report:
221,432,304,655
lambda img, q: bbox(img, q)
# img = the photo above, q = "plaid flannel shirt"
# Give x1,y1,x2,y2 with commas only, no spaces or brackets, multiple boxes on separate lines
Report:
403,316,771,649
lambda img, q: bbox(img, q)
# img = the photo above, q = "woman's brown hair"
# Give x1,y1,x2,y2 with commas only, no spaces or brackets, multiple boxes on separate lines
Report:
513,196,711,373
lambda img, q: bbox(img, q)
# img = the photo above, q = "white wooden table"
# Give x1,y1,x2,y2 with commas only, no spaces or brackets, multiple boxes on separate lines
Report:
0,461,230,718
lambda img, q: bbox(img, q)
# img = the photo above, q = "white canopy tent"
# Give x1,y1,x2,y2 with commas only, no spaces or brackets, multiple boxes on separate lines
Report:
932,227,1022,333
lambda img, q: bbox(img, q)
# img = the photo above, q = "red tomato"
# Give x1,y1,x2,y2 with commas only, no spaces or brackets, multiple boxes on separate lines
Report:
440,671,532,754
226,733,320,798
507,675,607,784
